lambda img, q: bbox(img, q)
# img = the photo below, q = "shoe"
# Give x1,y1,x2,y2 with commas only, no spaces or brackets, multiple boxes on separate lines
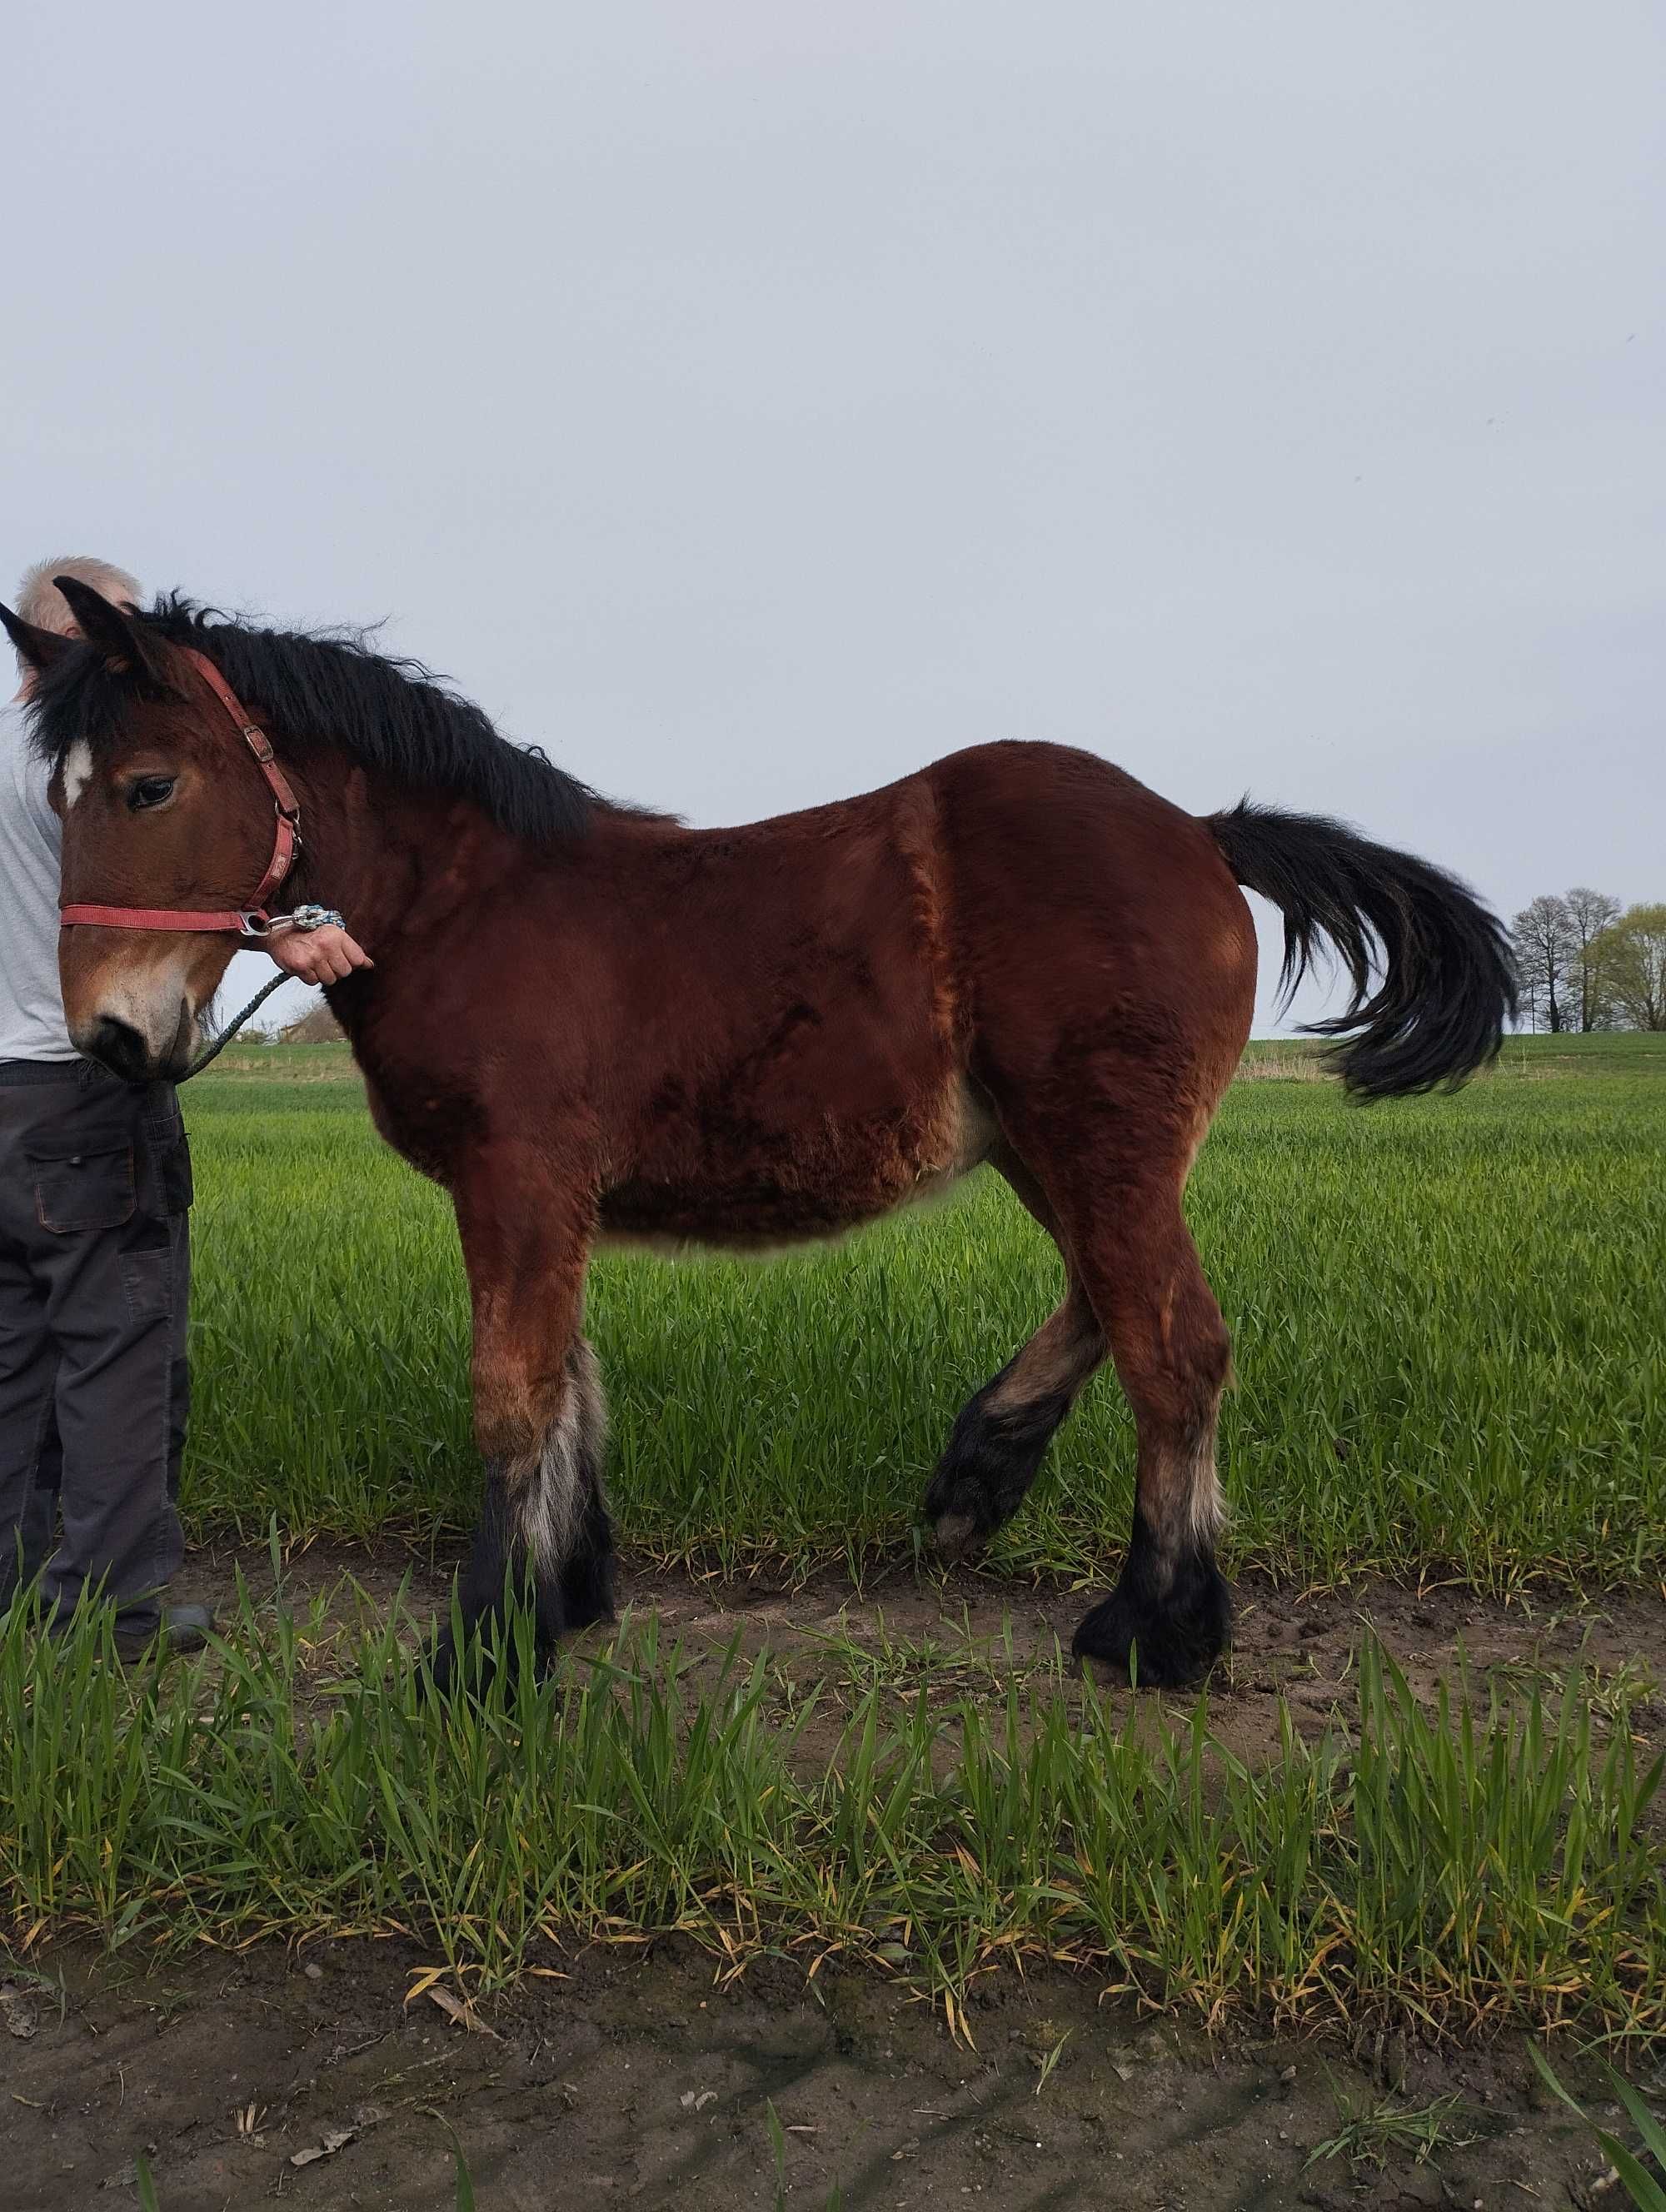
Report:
113,1603,216,1663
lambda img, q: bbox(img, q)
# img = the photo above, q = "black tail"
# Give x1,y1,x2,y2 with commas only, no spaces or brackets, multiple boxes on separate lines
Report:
1206,801,1518,1100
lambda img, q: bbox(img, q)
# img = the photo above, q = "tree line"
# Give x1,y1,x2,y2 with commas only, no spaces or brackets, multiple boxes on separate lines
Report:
1510,889,1666,1033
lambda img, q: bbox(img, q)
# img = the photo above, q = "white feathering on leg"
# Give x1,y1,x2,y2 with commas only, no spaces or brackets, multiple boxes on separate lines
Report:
511,1338,608,1575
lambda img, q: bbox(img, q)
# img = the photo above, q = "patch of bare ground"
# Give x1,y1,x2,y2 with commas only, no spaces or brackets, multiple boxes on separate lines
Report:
184,1534,1666,1775
3,1935,1647,2211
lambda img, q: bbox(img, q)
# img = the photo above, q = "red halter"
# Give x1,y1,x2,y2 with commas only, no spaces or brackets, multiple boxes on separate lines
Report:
59,648,302,938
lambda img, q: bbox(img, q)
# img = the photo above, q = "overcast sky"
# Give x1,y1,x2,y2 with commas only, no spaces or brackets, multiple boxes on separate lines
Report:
7,2,1661,1033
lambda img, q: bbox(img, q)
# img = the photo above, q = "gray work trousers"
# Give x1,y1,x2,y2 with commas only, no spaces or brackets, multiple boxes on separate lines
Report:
0,1059,192,1635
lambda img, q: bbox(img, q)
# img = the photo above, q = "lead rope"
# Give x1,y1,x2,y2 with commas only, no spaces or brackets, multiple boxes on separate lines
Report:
178,906,347,1084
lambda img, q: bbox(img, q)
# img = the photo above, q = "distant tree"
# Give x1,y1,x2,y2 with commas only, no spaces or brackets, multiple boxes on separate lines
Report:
1563,886,1622,1031
1510,894,1577,1033
1591,904,1666,1032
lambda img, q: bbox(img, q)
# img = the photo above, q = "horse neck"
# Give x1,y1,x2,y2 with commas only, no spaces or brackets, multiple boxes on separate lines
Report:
285,750,516,959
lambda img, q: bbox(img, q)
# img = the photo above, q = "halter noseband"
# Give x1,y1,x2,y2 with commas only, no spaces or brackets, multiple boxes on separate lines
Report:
58,647,302,939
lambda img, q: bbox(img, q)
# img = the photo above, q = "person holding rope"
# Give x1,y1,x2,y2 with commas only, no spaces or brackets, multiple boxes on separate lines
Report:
0,556,371,1657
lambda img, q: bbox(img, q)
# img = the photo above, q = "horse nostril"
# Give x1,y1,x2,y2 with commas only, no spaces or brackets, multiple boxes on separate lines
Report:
87,1015,152,1084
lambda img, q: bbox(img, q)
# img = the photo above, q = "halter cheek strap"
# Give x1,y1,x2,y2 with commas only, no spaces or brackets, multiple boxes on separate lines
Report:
58,647,302,938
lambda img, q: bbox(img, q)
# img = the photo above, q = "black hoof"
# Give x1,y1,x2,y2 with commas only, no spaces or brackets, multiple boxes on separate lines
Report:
419,1623,514,1699
559,1517,617,1633
561,1587,616,1635
924,1373,1073,1557
417,1627,466,1701
416,1617,541,1702
1072,1545,1232,1690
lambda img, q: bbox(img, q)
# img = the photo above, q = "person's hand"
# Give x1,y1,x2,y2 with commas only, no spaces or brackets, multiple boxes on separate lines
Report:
268,923,373,985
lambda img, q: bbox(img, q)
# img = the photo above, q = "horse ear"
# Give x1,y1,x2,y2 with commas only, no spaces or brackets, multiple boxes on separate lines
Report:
0,601,77,675
50,575,171,680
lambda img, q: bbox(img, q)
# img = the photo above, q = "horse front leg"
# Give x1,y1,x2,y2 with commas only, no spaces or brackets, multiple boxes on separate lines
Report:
428,1166,610,1691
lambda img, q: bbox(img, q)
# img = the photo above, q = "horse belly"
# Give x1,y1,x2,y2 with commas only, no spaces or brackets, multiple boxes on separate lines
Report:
596,1074,994,1253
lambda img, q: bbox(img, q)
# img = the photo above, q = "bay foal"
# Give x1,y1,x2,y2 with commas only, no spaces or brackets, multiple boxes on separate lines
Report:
1,583,1514,1686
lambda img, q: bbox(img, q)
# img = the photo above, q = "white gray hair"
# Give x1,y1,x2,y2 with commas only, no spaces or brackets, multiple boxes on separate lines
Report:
15,554,145,635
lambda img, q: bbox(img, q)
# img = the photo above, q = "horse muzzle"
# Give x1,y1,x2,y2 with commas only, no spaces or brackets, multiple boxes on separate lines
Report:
74,997,197,1086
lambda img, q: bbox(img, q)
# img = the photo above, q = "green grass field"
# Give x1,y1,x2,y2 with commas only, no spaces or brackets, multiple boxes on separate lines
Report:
5,1033,1664,2049
3,1596,1661,2039
182,1032,1666,1591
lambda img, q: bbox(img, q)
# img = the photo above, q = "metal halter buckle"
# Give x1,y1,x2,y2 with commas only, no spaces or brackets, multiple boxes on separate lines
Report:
237,904,345,939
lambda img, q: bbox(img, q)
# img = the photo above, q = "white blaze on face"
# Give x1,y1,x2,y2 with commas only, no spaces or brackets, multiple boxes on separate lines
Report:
62,740,94,810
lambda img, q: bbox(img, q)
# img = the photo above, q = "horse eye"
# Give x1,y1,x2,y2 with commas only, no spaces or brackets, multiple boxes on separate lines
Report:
128,776,177,812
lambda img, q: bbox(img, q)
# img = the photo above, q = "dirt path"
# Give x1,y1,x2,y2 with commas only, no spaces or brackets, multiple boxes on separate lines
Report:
187,1533,1666,1770
2,1937,1634,2210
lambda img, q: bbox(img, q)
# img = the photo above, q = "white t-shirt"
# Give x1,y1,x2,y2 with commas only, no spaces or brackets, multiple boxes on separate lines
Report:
0,697,76,1061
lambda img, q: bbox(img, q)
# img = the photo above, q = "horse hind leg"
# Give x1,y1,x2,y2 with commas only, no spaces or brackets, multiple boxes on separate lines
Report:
925,1153,1108,1554
1065,1182,1234,1688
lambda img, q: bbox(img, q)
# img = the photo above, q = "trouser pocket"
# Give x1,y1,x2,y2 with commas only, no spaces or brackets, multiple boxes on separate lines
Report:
29,1142,138,1233
120,1245,177,1323
151,1130,194,1214
142,1097,193,1217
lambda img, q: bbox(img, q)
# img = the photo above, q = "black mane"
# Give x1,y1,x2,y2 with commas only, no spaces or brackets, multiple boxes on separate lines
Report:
27,595,598,844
